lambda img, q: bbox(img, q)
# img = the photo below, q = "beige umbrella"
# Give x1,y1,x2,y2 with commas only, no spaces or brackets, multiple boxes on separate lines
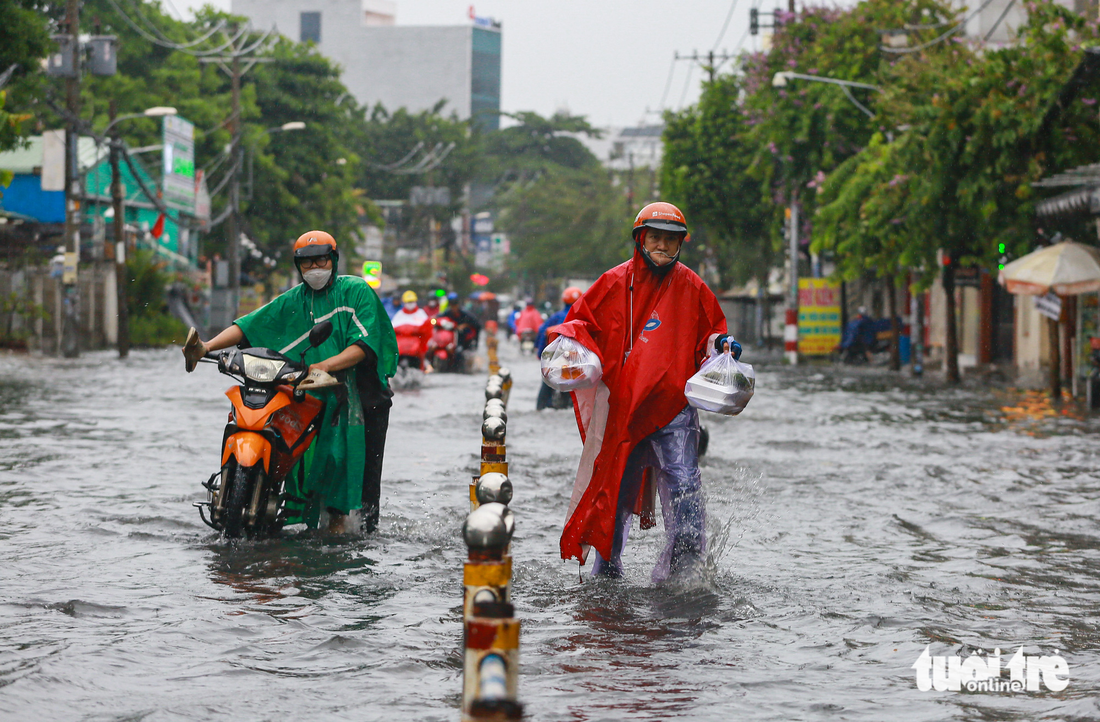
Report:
998,240,1100,400
998,240,1100,295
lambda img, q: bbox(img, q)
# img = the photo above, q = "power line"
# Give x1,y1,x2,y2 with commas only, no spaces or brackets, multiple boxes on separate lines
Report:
984,0,1018,41
881,0,1001,54
712,0,741,52
677,62,695,110
657,54,677,112
104,0,251,56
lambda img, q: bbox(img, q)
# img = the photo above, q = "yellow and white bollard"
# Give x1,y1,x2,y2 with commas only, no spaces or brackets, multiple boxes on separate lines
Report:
462,502,522,720
480,416,507,477
496,368,512,405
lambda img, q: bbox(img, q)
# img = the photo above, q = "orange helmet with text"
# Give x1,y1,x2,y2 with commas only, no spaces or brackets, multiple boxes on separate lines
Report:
293,230,339,262
632,202,688,240
561,286,582,305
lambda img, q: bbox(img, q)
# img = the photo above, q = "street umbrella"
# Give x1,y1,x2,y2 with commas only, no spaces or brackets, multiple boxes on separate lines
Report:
470,273,490,286
998,240,1100,295
997,240,1100,399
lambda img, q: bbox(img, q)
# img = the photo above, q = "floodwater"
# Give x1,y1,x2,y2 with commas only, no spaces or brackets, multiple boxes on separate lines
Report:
1,341,1099,721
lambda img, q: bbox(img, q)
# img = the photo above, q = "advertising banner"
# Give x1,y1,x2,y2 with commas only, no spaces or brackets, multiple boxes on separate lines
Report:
162,115,195,213
362,260,382,289
798,278,841,355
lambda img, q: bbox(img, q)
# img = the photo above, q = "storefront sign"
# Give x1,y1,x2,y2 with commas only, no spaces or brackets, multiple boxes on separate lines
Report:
797,279,841,355
1034,292,1062,321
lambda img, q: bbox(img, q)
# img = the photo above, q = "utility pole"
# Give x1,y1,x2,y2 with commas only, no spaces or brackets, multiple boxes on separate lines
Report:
61,0,82,357
785,197,800,365
109,101,130,358
200,28,272,325
673,50,737,84
227,53,241,317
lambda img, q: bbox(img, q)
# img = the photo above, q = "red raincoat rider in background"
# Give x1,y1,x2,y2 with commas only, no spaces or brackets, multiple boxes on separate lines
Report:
514,300,544,336
547,202,736,581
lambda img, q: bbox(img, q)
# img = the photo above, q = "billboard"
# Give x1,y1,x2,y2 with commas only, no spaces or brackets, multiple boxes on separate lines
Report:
162,115,195,213
797,279,841,355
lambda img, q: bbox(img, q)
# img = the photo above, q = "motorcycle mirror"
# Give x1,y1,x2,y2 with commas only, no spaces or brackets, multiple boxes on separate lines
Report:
309,320,333,348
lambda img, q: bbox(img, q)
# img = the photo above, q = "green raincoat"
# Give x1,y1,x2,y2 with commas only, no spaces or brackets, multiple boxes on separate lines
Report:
234,275,398,527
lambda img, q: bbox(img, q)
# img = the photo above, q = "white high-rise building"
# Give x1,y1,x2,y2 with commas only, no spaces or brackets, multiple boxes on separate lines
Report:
231,0,502,129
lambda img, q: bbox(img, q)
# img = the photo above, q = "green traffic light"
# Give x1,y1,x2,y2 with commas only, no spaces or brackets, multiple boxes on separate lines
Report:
998,243,1005,253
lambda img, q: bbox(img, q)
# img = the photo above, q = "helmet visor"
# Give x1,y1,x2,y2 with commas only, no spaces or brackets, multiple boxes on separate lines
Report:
294,244,335,259
641,219,687,234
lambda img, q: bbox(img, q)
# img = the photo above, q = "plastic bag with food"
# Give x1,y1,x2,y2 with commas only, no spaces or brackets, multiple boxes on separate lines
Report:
540,336,602,391
684,351,755,416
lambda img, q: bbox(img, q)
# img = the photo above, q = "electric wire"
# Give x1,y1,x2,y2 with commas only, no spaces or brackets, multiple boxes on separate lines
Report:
395,142,456,174
677,62,695,110
370,141,425,171
712,0,741,52
658,55,677,112
106,0,233,52
881,0,1001,53
983,0,1018,42
123,0,201,42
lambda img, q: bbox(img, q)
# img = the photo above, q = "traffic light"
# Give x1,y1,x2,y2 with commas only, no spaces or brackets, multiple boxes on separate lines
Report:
750,8,759,35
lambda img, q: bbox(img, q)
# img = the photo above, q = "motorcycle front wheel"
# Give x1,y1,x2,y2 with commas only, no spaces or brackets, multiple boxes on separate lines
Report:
222,463,254,539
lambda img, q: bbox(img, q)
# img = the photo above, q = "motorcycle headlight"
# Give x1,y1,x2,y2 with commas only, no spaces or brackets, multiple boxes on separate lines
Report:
241,354,285,383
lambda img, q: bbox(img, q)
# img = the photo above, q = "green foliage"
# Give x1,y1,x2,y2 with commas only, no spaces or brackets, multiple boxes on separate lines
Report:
355,102,478,208
815,0,1100,288
662,73,773,287
482,111,602,184
490,112,627,282
129,311,188,347
0,290,49,348
0,0,50,154
124,247,187,345
497,165,631,280
125,248,170,317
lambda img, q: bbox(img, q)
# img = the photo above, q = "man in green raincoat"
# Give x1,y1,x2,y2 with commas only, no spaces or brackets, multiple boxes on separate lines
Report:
185,230,398,533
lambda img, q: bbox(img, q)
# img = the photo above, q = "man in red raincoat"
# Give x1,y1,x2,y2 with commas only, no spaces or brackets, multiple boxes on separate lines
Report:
547,202,739,581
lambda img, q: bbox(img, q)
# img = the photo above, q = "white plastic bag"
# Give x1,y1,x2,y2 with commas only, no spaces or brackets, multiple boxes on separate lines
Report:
684,351,755,416
541,336,602,392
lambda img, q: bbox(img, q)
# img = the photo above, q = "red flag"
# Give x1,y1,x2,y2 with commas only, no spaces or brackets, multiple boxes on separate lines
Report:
151,213,166,239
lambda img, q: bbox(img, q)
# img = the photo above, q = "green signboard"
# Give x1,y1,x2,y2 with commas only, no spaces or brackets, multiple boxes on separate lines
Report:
162,115,195,213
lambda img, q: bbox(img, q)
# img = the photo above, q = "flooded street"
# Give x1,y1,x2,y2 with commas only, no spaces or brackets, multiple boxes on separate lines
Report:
2,342,1100,721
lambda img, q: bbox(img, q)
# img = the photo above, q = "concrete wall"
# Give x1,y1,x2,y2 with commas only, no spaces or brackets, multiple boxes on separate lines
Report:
1014,292,1049,387
232,0,476,118
0,264,118,354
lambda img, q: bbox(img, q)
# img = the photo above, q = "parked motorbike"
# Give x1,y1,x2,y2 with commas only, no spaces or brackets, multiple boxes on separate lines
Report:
428,316,460,372
192,320,339,539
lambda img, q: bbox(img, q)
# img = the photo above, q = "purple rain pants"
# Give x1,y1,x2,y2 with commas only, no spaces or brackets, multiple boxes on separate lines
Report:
592,405,706,582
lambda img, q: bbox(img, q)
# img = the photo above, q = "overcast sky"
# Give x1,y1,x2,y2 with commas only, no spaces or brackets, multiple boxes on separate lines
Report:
176,0,787,128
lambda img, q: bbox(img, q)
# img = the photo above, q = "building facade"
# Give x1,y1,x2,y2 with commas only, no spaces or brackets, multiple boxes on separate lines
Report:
230,0,501,129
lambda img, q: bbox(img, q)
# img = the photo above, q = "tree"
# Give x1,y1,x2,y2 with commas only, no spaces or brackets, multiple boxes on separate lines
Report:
0,0,51,184
497,165,630,281
662,73,773,289
815,0,1100,381
489,111,636,283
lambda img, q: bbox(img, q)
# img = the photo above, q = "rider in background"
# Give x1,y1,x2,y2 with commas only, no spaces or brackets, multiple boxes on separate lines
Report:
183,230,397,533
514,299,544,338
535,287,582,410
442,291,481,352
391,291,433,366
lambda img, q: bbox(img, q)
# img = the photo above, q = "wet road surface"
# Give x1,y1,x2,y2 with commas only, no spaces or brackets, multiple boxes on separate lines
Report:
2,342,1100,720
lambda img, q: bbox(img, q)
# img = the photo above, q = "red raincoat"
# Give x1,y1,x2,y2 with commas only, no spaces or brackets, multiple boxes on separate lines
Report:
515,306,544,335
548,248,726,563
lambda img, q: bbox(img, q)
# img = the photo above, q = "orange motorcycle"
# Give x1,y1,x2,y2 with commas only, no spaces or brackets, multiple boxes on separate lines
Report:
193,321,338,538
